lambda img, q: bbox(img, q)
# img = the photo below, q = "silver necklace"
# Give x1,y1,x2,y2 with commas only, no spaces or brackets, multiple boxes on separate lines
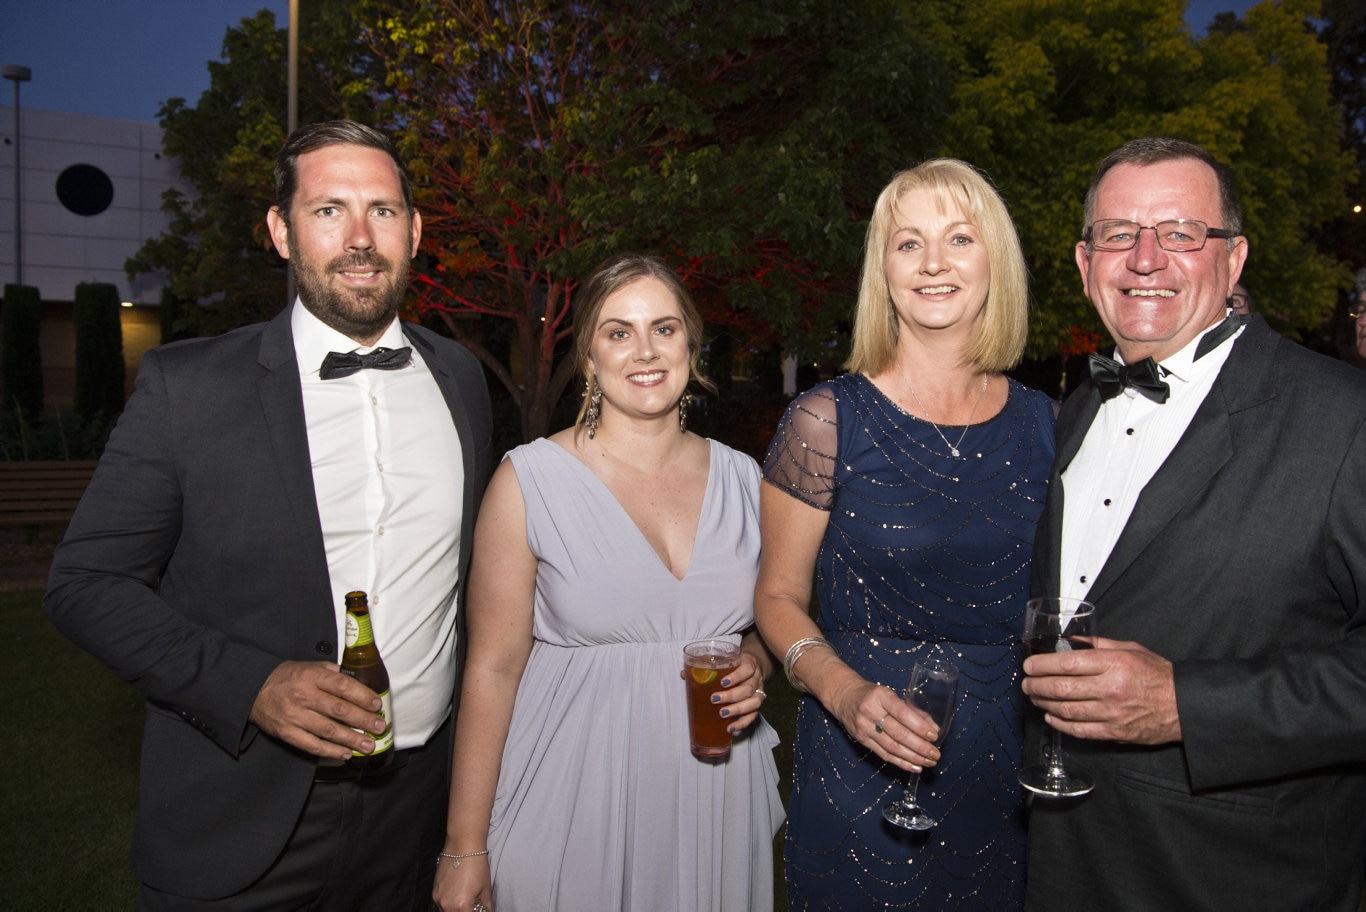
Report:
900,373,989,458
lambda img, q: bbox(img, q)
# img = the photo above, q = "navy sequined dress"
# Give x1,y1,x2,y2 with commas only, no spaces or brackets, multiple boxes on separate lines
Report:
764,373,1056,911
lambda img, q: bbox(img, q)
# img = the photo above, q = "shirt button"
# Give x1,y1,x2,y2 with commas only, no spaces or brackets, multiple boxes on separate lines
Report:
1080,575,1088,584
1103,498,1112,506
315,640,334,656
1126,428,1135,436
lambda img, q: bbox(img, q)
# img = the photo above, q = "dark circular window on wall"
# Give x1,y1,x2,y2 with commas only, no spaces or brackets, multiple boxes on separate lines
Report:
56,164,115,216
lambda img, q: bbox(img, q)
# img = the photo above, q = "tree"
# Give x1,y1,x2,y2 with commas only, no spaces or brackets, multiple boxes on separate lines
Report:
129,1,946,442
127,3,389,335
1317,0,1366,357
368,0,945,440
72,282,126,421
926,0,1352,359
2,284,44,421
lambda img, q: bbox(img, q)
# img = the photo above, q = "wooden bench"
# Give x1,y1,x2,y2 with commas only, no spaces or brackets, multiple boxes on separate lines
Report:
0,460,99,529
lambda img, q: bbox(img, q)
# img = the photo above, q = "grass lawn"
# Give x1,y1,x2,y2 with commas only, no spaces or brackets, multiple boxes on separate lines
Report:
5,586,801,910
5,588,142,908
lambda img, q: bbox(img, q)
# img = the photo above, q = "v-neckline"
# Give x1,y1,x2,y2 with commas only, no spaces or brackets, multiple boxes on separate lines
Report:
547,438,715,582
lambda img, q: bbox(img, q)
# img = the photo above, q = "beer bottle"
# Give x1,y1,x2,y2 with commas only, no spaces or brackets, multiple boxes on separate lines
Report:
339,590,394,771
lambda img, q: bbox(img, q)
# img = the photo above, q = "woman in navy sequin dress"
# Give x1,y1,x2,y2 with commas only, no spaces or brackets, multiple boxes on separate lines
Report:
756,160,1056,910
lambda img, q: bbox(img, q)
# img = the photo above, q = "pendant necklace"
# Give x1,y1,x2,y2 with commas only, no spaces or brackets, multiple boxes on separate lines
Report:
900,373,989,458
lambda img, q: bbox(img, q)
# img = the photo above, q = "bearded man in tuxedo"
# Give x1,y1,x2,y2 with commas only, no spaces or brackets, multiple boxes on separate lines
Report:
46,120,493,910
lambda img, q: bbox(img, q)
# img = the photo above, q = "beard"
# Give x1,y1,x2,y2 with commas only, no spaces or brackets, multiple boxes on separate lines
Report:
293,248,412,342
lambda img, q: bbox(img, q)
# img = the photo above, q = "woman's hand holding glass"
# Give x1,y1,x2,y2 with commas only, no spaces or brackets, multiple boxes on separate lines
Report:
684,641,769,736
820,663,945,774
883,656,960,831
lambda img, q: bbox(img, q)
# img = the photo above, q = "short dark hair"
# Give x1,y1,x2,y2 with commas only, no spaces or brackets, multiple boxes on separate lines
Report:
1082,137,1242,237
273,120,412,224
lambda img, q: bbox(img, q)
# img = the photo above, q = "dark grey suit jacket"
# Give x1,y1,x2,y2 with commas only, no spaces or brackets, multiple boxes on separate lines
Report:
1026,318,1366,911
45,306,493,900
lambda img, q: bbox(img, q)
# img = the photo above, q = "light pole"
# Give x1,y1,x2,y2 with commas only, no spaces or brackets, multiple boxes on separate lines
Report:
286,0,298,306
3,64,31,287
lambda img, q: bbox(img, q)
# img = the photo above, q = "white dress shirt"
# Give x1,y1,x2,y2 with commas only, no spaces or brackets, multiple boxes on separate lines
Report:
292,302,464,748
1059,316,1243,602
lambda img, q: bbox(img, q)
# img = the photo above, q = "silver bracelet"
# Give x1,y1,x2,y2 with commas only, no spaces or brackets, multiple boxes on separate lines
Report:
783,636,834,693
436,849,489,869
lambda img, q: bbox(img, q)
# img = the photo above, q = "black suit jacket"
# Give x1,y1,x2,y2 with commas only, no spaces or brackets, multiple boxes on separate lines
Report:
45,307,493,900
1026,318,1366,911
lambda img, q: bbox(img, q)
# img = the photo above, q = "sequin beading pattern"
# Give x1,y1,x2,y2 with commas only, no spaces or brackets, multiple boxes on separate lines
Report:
763,373,1058,910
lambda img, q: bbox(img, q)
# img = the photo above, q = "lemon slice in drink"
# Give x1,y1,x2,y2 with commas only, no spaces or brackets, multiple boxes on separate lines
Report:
690,666,718,685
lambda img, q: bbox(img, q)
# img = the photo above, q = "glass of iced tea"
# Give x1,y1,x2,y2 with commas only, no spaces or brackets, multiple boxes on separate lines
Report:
683,639,741,761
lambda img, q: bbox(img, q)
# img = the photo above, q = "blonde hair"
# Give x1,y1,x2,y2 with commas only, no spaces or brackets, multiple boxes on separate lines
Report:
845,159,1029,375
571,253,714,427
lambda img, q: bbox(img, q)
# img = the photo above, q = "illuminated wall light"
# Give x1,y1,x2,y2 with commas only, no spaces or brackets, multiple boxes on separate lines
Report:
1354,205,1362,214
121,301,135,307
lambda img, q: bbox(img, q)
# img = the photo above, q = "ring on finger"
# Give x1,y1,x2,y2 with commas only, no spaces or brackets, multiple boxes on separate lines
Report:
755,687,767,700
875,713,888,734
474,902,491,912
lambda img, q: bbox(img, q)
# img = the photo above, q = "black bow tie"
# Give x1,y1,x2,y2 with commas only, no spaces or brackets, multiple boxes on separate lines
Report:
1089,312,1247,404
1088,354,1169,403
319,346,412,380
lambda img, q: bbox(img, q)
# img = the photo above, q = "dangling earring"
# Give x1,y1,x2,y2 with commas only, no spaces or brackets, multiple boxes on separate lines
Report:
678,392,690,433
585,375,602,439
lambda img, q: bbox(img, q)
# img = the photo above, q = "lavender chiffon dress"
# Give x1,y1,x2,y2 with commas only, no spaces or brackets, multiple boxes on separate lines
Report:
487,438,783,912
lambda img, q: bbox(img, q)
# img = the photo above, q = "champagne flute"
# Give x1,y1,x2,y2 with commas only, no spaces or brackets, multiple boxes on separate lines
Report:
1019,596,1096,797
882,655,960,831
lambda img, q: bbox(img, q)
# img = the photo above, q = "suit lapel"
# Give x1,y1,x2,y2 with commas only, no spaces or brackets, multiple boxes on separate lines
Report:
256,309,331,592
1034,384,1102,600
1082,320,1277,604
1083,400,1232,603
406,326,480,550
1055,386,1102,476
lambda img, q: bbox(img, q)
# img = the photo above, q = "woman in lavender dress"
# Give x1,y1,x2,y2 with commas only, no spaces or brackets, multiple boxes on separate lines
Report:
433,253,782,912
756,160,1056,910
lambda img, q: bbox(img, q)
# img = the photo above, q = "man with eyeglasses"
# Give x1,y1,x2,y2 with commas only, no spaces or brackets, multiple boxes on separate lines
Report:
1022,137,1366,911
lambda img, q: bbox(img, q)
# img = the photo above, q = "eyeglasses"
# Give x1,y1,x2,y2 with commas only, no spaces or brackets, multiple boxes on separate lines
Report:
1084,219,1237,253
1350,305,1366,320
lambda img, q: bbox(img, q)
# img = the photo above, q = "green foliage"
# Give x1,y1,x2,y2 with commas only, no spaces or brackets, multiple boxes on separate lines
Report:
0,408,117,461
1317,0,1366,356
72,282,126,421
158,285,195,344
931,0,1352,356
130,0,1357,429
367,0,945,439
1,284,44,421
126,3,390,335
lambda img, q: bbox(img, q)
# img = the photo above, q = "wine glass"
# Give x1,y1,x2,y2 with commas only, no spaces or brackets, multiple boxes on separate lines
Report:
1019,596,1096,797
882,654,960,831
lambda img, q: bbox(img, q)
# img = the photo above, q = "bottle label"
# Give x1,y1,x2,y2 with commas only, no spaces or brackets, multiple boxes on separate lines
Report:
353,688,394,756
344,611,374,648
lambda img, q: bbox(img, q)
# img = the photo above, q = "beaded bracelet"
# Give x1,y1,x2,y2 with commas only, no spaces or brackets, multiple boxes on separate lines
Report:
437,849,489,870
783,636,835,693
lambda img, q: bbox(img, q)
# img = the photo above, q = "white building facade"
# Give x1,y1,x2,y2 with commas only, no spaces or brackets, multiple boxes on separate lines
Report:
0,105,187,303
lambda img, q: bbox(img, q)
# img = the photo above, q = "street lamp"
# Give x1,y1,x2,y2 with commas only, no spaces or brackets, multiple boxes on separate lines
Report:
3,64,31,286
286,0,298,306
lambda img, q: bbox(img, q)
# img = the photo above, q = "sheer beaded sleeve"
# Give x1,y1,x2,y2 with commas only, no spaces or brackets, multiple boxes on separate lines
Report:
762,383,840,511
